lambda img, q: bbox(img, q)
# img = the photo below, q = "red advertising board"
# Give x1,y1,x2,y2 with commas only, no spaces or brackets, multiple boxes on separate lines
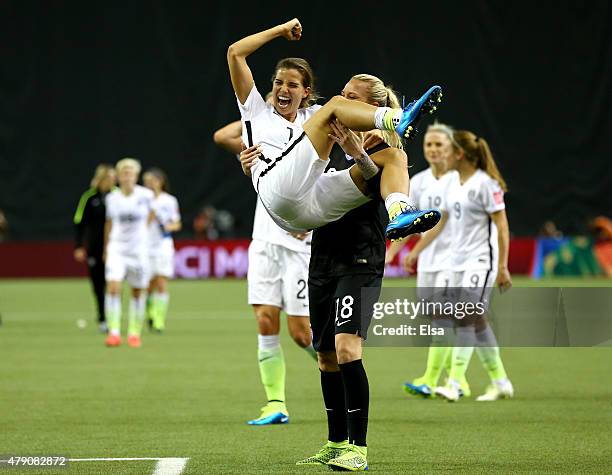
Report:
0,238,536,278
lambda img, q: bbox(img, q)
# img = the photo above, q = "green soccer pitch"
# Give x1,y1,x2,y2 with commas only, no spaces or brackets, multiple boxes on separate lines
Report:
1,277,611,474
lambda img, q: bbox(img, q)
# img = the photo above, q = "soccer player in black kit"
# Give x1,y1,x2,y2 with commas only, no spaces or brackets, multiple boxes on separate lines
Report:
239,71,438,470
296,75,401,472
73,164,116,332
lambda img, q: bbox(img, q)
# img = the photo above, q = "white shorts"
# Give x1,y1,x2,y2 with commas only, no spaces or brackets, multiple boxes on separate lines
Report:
451,269,498,308
416,270,452,301
255,133,370,232
247,240,310,316
105,251,150,289
149,249,175,278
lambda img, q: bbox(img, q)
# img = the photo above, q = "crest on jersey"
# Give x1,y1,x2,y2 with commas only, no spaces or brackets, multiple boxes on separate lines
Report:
493,190,504,205
468,189,478,202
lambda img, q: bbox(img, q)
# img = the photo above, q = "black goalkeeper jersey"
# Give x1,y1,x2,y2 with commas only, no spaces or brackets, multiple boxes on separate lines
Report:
73,188,108,256
309,143,389,277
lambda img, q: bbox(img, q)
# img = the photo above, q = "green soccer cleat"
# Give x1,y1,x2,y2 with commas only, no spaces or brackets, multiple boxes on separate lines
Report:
327,444,368,471
247,402,289,425
296,440,349,465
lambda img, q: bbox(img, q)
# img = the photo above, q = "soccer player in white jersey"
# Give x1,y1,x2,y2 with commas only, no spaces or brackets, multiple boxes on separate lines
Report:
227,18,442,242
143,168,181,333
432,130,514,402
386,122,472,398
103,158,154,348
214,119,317,426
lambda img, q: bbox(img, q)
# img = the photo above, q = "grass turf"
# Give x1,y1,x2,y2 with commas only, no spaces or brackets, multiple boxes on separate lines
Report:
1,277,611,474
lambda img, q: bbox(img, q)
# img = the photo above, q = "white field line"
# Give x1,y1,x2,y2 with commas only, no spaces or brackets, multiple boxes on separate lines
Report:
68,457,189,474
153,457,189,475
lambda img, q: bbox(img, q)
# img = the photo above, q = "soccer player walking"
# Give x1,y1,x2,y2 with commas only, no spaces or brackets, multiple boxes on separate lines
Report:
388,123,472,398
433,130,514,402
73,164,116,333
143,168,181,333
103,158,154,348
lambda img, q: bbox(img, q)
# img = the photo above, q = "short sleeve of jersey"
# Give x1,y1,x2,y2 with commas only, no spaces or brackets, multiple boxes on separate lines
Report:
237,84,267,120
481,176,505,214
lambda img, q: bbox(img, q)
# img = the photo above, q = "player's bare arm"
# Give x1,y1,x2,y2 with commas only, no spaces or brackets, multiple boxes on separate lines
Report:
491,209,512,291
227,18,302,104
213,120,243,155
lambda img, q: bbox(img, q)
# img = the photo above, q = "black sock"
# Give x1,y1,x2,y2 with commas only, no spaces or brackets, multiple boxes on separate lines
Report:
320,370,348,443
339,359,369,447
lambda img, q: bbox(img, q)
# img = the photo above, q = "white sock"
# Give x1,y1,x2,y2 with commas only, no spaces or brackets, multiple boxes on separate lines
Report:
105,294,121,336
258,334,281,351
475,325,499,347
156,292,169,305
384,192,410,212
373,107,402,130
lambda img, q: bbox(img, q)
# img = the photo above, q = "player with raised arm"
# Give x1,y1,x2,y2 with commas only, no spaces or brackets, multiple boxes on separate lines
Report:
432,130,514,402
227,18,442,242
143,168,181,333
214,118,317,426
103,158,154,348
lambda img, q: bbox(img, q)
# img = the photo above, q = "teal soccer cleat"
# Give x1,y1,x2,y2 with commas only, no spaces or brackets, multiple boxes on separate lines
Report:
247,402,289,425
395,85,443,140
386,206,441,240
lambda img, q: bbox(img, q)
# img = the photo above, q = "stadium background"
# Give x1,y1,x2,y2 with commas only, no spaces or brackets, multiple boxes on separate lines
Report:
1,0,611,242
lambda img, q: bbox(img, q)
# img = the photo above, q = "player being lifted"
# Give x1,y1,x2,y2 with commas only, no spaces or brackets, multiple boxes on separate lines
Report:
103,158,154,348
143,168,181,333
241,73,406,471
227,18,442,241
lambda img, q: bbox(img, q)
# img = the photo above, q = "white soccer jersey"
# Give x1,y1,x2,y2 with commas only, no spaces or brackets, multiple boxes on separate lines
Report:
409,168,457,272
252,198,311,254
237,84,321,187
149,192,180,255
446,169,505,271
105,185,153,255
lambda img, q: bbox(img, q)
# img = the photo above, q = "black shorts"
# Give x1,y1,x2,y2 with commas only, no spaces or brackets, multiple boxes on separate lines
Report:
309,273,383,352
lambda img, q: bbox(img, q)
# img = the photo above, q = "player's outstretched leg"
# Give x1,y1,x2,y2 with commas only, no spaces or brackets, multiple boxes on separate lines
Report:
303,85,443,162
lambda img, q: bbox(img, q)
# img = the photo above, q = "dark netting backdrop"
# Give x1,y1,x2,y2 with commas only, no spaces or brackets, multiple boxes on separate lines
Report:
1,1,611,239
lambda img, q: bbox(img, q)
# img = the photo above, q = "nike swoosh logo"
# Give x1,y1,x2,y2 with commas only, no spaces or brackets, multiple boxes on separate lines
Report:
258,356,275,363
347,408,361,413
336,320,351,327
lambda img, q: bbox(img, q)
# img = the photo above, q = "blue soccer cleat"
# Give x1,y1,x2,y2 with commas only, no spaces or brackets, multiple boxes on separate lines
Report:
395,85,443,140
403,382,433,398
247,402,289,426
386,206,441,240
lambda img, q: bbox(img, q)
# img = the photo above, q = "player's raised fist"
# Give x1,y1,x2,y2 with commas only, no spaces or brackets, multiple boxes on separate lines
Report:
280,18,302,41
